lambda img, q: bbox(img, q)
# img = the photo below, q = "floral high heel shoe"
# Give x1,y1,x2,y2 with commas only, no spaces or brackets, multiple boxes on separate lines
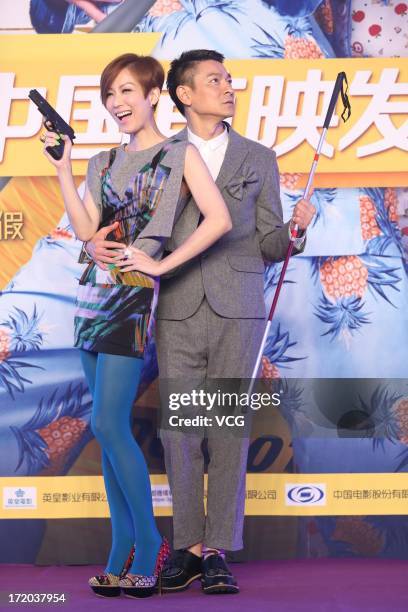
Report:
88,545,135,597
119,537,171,598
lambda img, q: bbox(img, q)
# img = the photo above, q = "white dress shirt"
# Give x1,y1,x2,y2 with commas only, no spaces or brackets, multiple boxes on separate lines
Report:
187,126,305,248
187,126,228,180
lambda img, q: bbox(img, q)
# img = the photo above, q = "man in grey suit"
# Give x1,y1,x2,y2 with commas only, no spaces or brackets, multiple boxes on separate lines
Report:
85,49,314,594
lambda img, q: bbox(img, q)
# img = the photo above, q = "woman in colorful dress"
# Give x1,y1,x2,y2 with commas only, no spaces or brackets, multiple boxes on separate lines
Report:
41,52,231,598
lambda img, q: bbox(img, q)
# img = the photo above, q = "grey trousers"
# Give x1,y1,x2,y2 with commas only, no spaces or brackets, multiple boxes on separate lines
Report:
156,298,265,551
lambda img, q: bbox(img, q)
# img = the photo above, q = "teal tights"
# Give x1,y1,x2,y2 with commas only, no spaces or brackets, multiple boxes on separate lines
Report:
80,350,162,576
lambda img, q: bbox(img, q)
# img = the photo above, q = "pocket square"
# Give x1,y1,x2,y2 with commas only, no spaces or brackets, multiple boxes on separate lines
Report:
225,167,259,200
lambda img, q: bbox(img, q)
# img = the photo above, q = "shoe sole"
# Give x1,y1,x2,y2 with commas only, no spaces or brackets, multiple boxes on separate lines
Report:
202,583,240,595
122,587,155,598
161,573,202,592
90,587,121,597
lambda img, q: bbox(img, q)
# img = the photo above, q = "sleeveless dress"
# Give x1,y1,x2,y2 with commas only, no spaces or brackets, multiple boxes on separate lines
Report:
74,138,189,357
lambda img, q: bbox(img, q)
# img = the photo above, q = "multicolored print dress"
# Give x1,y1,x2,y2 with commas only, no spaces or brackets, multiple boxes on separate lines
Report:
74,138,189,357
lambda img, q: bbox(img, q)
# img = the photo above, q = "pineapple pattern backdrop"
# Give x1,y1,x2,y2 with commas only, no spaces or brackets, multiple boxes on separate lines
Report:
1,0,408,562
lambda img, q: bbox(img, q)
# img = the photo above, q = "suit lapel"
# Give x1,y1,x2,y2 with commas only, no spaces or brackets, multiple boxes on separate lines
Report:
176,126,249,193
216,127,249,192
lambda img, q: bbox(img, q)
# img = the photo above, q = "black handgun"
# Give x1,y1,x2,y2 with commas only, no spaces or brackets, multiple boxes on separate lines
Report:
29,89,76,161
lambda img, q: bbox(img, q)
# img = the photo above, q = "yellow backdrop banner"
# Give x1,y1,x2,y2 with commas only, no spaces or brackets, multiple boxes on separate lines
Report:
0,34,407,186
2,473,408,518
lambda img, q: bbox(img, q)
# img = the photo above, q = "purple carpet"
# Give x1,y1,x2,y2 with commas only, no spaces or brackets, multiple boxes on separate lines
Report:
1,559,407,611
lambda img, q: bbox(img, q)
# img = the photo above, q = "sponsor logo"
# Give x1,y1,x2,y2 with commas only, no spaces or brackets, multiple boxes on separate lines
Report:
285,484,326,506
3,487,37,509
151,485,172,508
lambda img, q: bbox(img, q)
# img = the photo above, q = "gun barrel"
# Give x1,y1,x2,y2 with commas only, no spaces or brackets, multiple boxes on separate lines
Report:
28,89,46,107
28,89,75,141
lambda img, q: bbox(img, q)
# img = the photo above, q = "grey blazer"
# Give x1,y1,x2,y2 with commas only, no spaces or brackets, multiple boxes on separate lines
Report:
157,126,300,321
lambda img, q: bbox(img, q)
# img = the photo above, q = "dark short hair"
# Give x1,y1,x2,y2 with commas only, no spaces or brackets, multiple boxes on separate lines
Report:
166,49,225,115
100,53,164,108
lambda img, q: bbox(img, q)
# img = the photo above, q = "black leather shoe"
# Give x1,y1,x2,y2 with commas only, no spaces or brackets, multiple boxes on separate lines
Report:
201,554,239,594
161,549,202,592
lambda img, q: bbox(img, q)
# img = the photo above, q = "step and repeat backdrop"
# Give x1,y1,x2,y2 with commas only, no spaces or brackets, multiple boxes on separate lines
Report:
1,0,408,562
